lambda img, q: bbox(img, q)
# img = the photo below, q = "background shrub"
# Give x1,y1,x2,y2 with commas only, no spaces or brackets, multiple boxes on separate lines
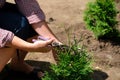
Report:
84,0,119,39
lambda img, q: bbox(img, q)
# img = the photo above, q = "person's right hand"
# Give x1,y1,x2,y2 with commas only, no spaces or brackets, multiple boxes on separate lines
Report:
31,38,54,52
9,36,54,52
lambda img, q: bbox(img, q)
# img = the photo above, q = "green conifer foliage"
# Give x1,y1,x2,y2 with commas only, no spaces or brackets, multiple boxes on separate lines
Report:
42,39,93,80
84,0,119,38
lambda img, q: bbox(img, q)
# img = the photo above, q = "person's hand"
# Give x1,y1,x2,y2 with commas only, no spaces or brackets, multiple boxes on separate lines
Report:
10,36,54,52
31,38,54,52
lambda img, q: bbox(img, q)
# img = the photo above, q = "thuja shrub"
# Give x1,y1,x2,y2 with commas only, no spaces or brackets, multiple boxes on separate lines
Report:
84,0,119,39
42,39,93,80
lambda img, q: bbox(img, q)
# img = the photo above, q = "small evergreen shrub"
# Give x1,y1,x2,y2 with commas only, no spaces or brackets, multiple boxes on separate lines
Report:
42,39,93,80
84,0,119,39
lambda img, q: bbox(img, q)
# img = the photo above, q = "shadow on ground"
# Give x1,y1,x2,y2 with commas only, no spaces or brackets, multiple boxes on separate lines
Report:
0,60,108,80
99,36,120,46
92,70,109,80
0,60,51,80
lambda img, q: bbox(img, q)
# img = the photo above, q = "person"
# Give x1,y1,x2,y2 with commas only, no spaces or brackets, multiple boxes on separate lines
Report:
0,0,62,79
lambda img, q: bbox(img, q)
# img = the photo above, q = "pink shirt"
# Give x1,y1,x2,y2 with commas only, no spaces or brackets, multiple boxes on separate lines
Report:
0,0,45,48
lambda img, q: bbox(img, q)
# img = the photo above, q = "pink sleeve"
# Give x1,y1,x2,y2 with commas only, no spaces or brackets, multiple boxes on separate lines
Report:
0,28,14,48
15,0,45,24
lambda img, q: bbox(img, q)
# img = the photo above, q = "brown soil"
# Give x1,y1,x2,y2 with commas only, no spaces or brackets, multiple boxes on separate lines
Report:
3,0,120,80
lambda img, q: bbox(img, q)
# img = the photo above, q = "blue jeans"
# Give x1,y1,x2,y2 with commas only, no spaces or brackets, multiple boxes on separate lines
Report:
0,2,37,40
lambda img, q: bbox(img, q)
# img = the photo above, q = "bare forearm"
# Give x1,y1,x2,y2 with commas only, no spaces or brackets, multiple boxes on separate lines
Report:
32,21,60,42
10,36,33,51
8,36,53,52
